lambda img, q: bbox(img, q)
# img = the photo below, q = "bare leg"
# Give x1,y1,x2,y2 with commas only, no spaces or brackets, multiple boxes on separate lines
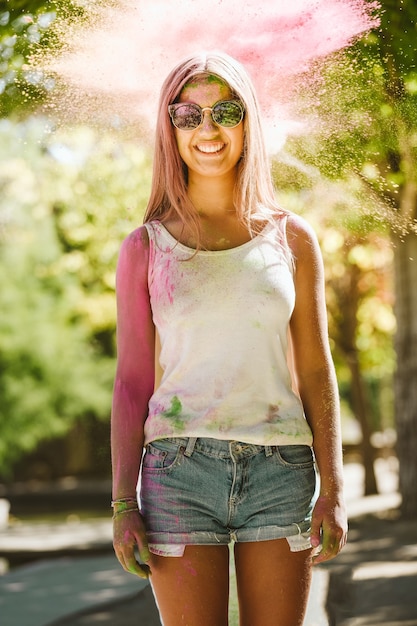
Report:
234,538,313,626
150,544,230,626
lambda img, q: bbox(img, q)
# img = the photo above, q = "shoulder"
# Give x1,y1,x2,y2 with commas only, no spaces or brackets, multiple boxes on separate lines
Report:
120,225,150,259
116,225,150,288
284,212,322,268
122,224,150,251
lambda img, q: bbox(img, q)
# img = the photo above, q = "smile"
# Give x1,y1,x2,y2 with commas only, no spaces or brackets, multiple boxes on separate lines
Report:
195,142,226,154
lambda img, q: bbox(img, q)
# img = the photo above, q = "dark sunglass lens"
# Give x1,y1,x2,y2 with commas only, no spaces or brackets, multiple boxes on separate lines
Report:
213,101,243,127
172,104,201,130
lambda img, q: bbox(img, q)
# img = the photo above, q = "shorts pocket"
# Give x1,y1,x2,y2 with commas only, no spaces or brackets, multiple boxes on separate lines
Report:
142,440,184,473
274,445,314,469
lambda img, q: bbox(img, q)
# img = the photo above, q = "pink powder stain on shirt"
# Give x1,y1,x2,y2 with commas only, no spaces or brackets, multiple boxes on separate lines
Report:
149,244,176,305
162,257,175,305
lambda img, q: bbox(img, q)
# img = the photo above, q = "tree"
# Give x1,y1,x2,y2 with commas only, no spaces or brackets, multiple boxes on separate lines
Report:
282,0,417,516
275,175,395,496
1,1,58,117
375,0,417,519
0,0,156,477
326,227,395,495
0,116,152,477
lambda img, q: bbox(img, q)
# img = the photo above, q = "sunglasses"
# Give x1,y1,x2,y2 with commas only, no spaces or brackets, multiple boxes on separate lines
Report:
168,100,244,131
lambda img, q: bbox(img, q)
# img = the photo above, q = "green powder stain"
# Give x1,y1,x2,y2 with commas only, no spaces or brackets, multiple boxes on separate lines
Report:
162,395,182,417
162,395,186,432
206,73,225,85
206,416,234,433
184,73,227,89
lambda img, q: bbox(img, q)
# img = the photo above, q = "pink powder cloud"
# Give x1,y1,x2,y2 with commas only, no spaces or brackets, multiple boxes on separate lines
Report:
47,0,379,149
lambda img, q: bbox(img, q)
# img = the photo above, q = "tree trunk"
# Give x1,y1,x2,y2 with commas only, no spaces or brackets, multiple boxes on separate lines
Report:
393,230,417,518
347,353,378,495
336,260,379,495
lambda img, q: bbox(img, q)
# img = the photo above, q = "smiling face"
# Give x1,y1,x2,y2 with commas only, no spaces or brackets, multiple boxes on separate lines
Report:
173,76,244,184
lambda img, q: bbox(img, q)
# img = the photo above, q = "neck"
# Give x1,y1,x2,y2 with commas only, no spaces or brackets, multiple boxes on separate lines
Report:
187,171,236,219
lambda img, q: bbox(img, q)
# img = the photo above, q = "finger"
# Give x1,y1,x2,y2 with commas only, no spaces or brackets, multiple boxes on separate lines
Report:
310,525,321,549
127,561,151,578
310,513,323,548
312,530,344,565
131,528,151,564
312,543,336,564
139,545,151,564
118,549,151,579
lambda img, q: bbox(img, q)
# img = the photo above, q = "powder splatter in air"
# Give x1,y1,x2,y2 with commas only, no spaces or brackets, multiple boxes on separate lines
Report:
41,0,380,149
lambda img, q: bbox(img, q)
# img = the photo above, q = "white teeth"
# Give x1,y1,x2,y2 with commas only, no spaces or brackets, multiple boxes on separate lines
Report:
196,143,225,154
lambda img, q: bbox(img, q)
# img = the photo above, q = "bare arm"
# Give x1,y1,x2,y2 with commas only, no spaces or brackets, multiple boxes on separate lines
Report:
287,214,348,564
111,226,155,577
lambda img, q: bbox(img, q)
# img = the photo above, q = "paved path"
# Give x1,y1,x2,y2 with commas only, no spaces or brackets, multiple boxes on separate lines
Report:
0,554,148,626
0,459,409,626
0,548,330,626
325,512,417,626
0,524,330,626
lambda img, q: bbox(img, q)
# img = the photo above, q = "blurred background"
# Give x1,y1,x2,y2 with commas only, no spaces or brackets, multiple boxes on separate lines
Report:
0,1,416,624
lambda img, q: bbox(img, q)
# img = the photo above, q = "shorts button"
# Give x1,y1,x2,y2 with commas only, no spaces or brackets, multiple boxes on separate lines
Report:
234,444,242,453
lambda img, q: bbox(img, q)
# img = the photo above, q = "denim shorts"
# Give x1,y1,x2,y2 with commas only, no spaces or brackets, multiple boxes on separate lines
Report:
138,437,317,557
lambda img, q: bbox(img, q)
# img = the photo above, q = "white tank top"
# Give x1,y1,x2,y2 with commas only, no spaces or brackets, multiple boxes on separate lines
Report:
143,219,313,447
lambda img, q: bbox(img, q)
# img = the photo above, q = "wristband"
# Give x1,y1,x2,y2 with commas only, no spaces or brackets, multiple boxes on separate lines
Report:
111,497,137,509
112,506,140,519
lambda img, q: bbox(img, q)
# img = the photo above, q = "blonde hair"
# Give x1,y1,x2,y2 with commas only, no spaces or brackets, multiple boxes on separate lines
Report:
143,51,287,246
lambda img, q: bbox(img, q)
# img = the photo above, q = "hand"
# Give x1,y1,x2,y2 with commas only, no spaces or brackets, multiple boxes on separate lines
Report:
310,494,348,565
113,509,151,578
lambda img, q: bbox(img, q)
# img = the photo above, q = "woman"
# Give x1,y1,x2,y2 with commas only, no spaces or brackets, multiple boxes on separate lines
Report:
111,51,347,626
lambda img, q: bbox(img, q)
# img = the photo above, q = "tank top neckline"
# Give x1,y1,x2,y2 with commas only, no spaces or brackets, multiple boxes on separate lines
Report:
151,220,274,256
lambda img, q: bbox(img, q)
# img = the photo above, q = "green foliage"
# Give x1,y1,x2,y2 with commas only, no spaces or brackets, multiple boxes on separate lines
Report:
276,180,395,431
286,0,417,232
0,0,89,118
1,1,55,117
1,0,410,476
377,0,417,77
0,116,152,475
273,0,417,435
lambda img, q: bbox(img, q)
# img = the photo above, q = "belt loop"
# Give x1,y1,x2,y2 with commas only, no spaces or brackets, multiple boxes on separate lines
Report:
184,437,197,457
265,445,273,457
